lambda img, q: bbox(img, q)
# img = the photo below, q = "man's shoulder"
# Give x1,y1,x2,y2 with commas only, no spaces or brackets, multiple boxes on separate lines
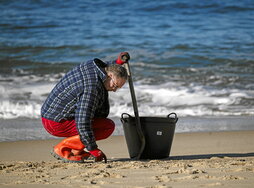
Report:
79,59,107,81
78,59,100,73
78,59,94,68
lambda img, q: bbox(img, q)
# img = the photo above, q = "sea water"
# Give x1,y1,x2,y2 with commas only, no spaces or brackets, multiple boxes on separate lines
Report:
0,0,254,141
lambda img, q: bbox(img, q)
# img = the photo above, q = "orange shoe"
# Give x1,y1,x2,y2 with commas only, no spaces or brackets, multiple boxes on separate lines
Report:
51,135,89,163
71,149,91,159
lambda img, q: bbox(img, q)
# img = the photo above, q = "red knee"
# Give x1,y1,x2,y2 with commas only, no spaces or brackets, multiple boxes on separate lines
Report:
92,118,115,141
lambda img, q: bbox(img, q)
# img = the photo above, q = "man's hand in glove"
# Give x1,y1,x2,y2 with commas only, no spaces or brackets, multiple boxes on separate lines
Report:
89,148,107,163
116,52,130,65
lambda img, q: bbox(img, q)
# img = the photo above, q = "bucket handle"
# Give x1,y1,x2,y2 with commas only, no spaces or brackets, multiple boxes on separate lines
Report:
121,113,132,123
167,113,178,123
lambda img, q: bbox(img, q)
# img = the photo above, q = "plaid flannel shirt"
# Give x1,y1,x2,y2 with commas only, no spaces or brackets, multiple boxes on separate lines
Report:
41,59,114,150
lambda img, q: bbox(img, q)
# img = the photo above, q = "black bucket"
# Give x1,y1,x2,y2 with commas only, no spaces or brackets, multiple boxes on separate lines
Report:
121,113,178,159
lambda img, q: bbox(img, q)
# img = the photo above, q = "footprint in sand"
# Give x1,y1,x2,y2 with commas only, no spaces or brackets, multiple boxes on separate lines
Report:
200,182,223,187
168,168,206,175
176,175,200,180
110,173,125,178
221,175,245,180
154,175,172,182
150,185,172,188
227,167,254,173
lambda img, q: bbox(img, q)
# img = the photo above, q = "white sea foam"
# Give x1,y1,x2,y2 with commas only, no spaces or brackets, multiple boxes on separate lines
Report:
0,74,253,119
0,74,55,119
109,82,254,117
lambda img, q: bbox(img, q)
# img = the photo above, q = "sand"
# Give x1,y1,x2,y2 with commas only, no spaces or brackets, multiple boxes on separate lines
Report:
0,131,254,188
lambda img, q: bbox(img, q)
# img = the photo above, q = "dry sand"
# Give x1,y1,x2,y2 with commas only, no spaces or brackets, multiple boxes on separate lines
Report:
0,131,254,188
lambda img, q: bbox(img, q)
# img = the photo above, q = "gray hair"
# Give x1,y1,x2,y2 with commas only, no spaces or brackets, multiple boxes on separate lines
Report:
105,64,128,80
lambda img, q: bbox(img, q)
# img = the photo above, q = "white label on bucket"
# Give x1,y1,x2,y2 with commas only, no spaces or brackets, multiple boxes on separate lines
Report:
157,131,163,136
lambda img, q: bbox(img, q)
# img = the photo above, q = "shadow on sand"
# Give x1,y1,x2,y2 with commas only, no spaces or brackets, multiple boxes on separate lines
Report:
111,152,254,162
169,152,254,160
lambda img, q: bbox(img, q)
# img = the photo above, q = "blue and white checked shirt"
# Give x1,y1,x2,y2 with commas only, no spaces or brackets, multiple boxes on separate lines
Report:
41,59,113,150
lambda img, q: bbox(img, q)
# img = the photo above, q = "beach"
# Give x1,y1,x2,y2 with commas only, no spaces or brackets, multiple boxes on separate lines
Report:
1,131,254,188
1,1,254,187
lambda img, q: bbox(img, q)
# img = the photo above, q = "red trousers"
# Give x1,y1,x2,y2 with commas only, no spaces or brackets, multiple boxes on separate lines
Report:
41,117,115,141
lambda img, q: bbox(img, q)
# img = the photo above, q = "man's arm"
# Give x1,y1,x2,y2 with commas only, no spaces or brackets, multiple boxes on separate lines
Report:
75,87,99,151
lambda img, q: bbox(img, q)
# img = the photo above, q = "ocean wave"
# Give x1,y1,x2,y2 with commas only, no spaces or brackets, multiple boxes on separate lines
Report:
0,87,253,119
109,82,254,118
0,66,253,119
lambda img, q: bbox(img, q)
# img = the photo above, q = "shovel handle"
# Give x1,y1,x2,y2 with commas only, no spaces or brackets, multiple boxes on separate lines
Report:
123,62,145,160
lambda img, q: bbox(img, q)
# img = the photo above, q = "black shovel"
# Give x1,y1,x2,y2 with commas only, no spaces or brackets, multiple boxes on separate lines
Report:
123,61,145,160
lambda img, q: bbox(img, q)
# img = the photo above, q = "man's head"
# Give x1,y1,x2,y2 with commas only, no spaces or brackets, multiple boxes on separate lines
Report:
104,64,128,92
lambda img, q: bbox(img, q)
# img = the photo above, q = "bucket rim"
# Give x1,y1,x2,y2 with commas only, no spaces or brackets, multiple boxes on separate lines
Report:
121,113,178,123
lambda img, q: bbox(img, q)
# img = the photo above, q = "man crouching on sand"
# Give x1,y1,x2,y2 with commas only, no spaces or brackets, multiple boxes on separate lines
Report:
41,52,129,163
